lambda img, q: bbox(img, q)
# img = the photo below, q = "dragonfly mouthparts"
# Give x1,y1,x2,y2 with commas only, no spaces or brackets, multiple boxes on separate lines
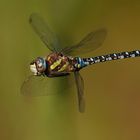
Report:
30,63,38,75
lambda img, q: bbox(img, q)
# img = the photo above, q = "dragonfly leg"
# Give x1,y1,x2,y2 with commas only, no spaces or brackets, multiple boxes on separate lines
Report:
47,72,70,78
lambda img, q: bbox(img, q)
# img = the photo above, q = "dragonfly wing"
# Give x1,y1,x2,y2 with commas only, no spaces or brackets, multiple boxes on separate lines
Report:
74,71,85,113
62,28,107,56
21,75,72,96
29,13,60,52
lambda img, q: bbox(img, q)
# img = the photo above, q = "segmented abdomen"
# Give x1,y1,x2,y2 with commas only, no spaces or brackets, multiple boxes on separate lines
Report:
75,50,140,69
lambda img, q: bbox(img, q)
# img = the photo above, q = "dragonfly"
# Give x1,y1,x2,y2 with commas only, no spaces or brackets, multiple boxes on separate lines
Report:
21,13,140,113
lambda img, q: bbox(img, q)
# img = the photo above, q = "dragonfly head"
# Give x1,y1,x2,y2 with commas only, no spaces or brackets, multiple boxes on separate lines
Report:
30,57,47,76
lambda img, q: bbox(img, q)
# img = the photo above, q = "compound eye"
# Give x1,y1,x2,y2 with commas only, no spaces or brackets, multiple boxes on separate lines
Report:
36,59,43,68
38,62,43,67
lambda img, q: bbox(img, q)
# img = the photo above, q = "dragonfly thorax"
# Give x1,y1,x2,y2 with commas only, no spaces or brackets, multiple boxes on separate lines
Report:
30,57,47,75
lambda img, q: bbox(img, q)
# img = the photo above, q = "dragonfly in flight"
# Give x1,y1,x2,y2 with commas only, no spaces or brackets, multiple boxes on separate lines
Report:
21,13,140,113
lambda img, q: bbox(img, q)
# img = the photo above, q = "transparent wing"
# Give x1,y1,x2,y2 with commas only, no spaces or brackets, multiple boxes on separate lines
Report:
62,28,107,56
74,71,85,113
29,13,60,52
21,75,73,96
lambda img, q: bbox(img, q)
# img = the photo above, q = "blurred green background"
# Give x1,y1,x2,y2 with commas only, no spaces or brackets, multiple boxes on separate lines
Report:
0,0,140,140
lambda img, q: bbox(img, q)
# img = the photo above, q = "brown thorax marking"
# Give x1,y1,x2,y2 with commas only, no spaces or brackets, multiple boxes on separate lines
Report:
46,52,77,73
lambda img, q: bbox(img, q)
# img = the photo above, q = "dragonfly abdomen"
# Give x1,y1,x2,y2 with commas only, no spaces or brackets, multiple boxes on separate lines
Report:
78,50,140,68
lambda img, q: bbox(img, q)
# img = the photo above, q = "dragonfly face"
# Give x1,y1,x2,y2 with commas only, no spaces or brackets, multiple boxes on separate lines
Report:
30,57,47,76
